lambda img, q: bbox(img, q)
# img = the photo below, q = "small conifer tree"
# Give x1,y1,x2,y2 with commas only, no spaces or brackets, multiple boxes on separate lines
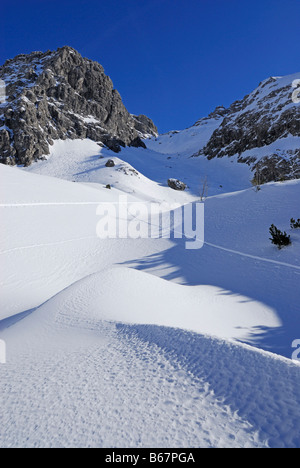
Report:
290,218,300,229
269,224,291,249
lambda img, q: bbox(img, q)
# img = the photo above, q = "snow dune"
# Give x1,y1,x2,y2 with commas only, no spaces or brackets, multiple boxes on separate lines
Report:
0,312,264,448
1,265,300,448
35,266,280,342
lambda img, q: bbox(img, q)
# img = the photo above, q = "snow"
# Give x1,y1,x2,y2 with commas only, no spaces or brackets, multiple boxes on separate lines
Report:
1,129,300,448
82,115,101,124
145,117,222,156
235,72,300,115
68,112,104,126
0,312,267,448
24,138,254,198
233,135,300,162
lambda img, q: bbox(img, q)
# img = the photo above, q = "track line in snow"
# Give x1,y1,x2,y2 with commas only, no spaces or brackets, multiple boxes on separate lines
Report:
122,210,300,271
0,202,104,208
0,235,98,255
203,241,300,271
1,203,300,271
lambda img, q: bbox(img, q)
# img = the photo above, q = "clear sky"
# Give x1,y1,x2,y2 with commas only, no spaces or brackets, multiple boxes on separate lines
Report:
1,0,299,133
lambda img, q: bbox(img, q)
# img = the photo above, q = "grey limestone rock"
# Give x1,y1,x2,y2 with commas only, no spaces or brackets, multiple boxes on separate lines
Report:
201,76,300,183
105,159,115,167
0,46,158,166
167,178,186,191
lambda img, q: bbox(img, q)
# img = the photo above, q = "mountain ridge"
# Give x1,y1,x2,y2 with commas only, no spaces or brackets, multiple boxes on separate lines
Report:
0,46,299,183
149,73,300,183
0,46,157,166
201,73,300,183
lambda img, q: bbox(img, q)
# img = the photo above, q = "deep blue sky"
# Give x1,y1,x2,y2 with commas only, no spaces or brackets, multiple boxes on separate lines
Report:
1,0,299,133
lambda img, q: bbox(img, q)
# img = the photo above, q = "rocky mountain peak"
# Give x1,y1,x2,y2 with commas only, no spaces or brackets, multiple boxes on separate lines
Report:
0,47,157,166
194,73,300,183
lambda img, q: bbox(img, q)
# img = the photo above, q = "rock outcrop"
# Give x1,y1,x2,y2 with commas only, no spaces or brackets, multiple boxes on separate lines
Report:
167,178,186,191
0,46,157,166
198,74,300,183
105,159,115,168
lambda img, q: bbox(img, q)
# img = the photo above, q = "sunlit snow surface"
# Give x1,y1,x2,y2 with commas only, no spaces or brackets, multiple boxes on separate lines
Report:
1,132,300,448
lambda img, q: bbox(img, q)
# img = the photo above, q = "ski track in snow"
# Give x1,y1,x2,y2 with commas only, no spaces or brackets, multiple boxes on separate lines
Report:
203,241,300,270
1,201,300,271
1,228,300,271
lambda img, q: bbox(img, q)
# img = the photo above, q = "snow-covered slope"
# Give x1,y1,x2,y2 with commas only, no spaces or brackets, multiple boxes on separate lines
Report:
24,137,254,198
4,159,300,352
1,263,300,448
145,115,222,156
202,73,300,183
1,96,300,447
146,73,300,184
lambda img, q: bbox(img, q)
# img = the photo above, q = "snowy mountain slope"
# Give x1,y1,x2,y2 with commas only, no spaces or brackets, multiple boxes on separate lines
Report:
24,137,254,197
202,73,300,182
2,161,300,349
0,45,298,184
1,66,300,448
155,181,300,357
1,146,300,447
145,115,222,156
1,46,299,187
20,266,280,342
23,139,196,204
22,69,300,193
0,302,265,448
146,73,300,183
0,262,300,448
0,157,115,205
0,163,176,319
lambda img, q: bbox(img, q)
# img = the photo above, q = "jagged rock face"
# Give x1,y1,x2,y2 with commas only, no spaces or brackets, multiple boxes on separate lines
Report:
0,46,158,166
200,75,300,183
132,114,158,138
